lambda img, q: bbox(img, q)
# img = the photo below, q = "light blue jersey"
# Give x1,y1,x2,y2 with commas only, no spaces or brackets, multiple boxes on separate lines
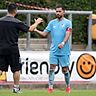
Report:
44,18,72,56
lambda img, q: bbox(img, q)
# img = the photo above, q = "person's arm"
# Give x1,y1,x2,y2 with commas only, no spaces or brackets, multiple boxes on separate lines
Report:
34,28,48,37
34,19,52,37
58,28,72,49
28,18,43,32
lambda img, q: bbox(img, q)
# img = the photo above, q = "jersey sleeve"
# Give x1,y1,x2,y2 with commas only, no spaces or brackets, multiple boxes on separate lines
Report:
66,21,72,32
17,22,29,32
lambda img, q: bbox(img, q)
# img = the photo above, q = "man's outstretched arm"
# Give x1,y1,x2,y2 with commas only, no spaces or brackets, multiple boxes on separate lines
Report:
34,28,48,37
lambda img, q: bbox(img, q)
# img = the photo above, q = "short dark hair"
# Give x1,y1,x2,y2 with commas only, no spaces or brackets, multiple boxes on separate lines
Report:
7,3,17,14
55,4,65,11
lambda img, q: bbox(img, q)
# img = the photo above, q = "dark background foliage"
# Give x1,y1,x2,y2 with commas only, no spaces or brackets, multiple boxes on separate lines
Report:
0,0,95,44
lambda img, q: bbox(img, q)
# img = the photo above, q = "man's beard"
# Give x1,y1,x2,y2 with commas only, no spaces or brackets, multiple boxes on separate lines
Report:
56,15,62,19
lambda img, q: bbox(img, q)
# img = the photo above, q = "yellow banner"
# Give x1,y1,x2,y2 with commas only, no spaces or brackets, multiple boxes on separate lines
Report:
0,71,7,81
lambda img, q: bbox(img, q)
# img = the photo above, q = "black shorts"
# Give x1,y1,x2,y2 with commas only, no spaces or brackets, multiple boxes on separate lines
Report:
0,53,22,73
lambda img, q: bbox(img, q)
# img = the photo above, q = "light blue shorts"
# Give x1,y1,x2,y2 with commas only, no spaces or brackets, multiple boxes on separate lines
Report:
49,55,70,67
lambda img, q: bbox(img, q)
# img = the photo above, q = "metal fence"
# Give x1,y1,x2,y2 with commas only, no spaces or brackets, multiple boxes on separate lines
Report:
0,9,93,51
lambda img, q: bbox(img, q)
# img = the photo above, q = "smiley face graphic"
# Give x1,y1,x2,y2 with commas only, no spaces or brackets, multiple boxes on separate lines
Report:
76,53,96,79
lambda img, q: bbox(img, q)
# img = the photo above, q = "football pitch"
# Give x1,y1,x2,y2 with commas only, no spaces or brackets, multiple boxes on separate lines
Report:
0,89,96,96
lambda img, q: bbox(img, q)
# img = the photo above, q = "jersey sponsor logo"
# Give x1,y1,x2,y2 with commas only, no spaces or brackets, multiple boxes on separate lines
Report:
53,26,56,29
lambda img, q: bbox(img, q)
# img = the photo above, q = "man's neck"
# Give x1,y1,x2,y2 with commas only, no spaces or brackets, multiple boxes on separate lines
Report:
7,13,15,17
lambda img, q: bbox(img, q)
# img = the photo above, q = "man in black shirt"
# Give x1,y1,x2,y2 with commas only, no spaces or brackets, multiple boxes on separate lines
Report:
0,3,43,93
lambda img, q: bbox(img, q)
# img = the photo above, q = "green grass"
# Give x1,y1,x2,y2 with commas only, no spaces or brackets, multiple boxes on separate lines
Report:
0,89,96,96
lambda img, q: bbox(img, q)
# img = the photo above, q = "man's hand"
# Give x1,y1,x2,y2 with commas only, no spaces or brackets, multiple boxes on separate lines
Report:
34,28,38,32
29,18,43,32
58,42,65,49
35,18,43,25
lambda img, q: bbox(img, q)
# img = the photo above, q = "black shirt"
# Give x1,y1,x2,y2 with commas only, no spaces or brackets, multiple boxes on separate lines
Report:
0,16,29,55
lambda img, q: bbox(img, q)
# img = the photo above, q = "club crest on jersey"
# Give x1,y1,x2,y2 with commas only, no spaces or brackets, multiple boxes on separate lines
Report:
61,24,64,28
